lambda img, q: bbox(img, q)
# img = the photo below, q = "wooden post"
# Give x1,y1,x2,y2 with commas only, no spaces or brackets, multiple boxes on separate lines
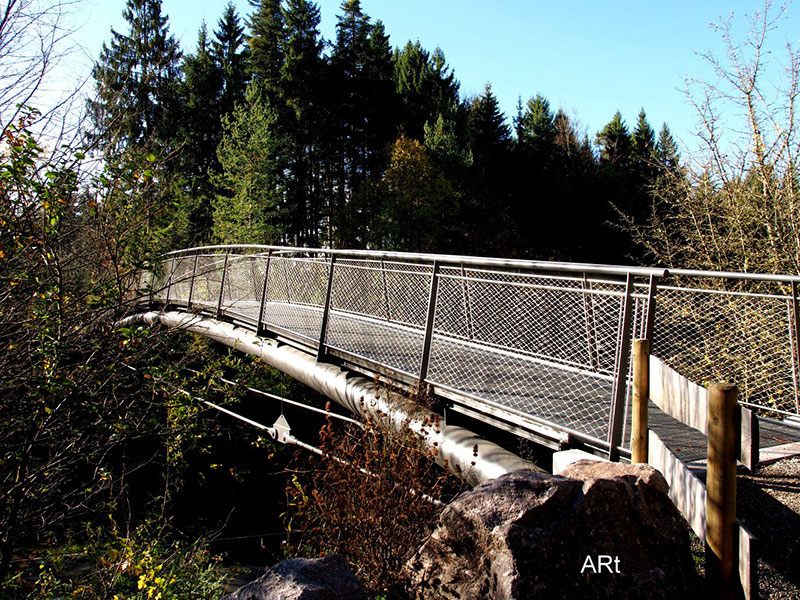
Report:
631,339,650,463
706,382,740,600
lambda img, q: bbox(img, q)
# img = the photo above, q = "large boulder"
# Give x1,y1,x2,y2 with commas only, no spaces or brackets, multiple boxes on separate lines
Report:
220,554,366,600
407,461,701,599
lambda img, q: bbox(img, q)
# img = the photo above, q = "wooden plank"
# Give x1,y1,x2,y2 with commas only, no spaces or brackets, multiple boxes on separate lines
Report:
649,356,708,435
740,407,759,471
650,357,760,468
737,522,758,600
648,430,707,542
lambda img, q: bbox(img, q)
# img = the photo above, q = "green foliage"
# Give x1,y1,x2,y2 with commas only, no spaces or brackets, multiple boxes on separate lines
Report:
88,0,182,156
212,83,285,244
362,135,459,252
7,522,227,600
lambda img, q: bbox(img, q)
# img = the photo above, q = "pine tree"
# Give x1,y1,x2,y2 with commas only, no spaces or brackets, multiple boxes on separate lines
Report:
281,0,325,246
213,2,249,116
394,41,459,140
88,0,182,156
247,0,285,94
212,83,284,244
596,110,632,168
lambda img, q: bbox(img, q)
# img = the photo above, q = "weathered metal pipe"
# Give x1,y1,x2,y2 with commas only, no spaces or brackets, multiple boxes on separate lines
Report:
118,310,539,485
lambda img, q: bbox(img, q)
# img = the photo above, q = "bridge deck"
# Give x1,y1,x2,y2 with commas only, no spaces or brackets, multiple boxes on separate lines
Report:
175,298,799,463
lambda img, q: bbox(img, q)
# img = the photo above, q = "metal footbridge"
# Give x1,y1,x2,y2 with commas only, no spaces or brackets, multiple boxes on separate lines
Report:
130,245,800,468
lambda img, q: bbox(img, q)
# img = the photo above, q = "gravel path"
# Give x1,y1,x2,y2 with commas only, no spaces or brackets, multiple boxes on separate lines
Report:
738,456,800,599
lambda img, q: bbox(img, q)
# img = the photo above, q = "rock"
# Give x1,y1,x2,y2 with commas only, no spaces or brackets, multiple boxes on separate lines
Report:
220,554,366,600
407,461,701,599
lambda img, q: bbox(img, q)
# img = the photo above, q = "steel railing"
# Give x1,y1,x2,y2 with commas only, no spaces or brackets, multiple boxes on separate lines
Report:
138,245,800,457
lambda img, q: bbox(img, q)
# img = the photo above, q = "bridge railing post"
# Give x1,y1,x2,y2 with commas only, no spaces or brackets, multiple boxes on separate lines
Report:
381,258,391,321
216,251,230,319
317,254,337,362
607,273,634,460
257,250,273,337
581,274,599,372
631,338,650,463
461,264,474,341
419,260,441,383
165,256,177,306
187,251,199,310
705,382,740,599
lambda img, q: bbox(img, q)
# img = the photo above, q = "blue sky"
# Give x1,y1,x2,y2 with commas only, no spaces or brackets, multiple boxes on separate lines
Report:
73,0,799,153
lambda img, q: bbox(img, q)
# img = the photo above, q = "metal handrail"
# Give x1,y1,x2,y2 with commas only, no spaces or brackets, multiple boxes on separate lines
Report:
163,244,670,278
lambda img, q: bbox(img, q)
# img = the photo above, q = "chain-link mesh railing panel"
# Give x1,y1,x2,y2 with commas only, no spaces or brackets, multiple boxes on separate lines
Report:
219,255,263,322
427,335,614,441
428,270,628,442
151,259,170,301
653,285,799,414
189,254,226,310
331,260,391,321
166,255,195,304
432,271,473,340
437,270,627,376
382,262,433,328
326,313,425,377
261,256,329,342
325,260,429,375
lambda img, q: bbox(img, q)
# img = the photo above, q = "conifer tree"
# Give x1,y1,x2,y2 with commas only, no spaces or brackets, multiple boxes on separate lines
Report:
465,84,514,256
88,0,182,156
327,0,396,245
213,83,284,244
88,0,184,249
175,23,224,241
213,3,249,116
247,0,285,94
281,0,325,246
596,110,632,168
469,84,511,161
655,123,681,173
394,41,459,140
631,108,656,162
515,94,556,148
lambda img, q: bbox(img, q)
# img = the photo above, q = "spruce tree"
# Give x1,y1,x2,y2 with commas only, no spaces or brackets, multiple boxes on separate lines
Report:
213,3,249,116
655,123,681,173
213,83,284,244
515,94,556,148
596,110,632,168
631,108,656,162
465,84,514,256
394,41,459,140
327,0,396,245
174,23,224,242
281,0,325,246
247,0,285,94
88,0,182,156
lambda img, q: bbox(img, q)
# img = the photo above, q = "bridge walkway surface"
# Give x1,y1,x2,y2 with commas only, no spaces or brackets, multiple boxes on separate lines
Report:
160,296,800,466
132,245,800,468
